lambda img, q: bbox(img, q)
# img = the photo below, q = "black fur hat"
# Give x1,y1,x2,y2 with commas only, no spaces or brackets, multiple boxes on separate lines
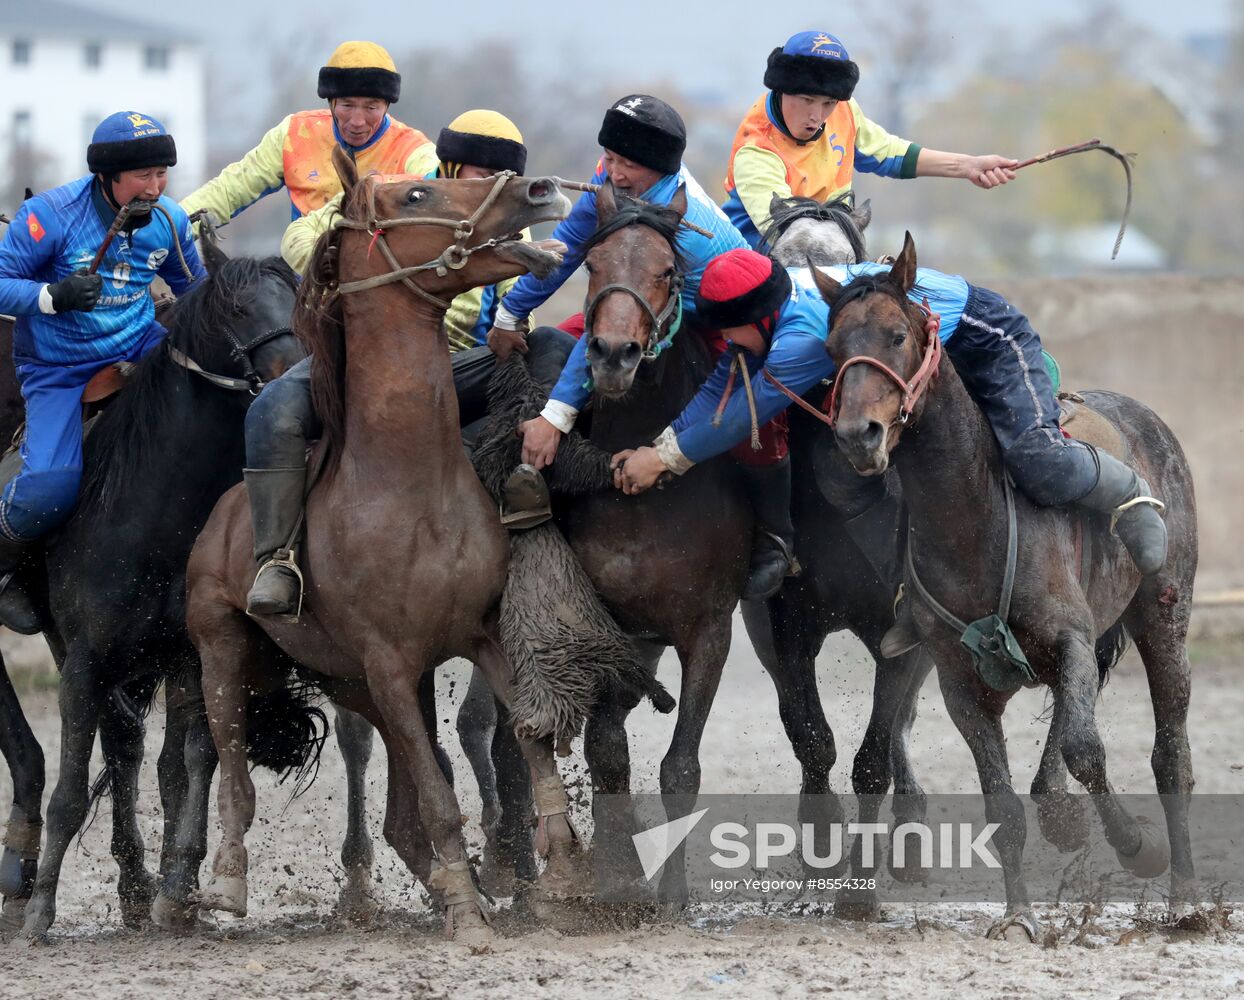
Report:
597,95,686,176
763,31,859,101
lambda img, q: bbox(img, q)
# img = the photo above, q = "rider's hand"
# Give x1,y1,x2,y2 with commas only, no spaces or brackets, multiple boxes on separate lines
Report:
519,415,562,470
966,155,1019,189
486,325,528,361
613,446,669,495
48,270,103,313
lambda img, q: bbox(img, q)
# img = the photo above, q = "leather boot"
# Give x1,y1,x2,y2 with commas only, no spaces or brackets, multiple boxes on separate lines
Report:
739,459,797,601
244,468,306,618
1077,446,1167,577
839,490,921,658
0,448,40,635
499,464,551,531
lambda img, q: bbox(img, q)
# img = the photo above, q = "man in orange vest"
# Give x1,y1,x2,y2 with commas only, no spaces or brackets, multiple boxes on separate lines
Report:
724,31,1018,248
181,41,436,231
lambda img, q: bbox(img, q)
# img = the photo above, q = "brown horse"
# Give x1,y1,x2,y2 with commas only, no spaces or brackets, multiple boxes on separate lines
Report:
185,149,584,950
813,234,1197,940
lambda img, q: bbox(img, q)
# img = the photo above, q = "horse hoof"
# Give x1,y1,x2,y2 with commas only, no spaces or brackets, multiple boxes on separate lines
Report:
446,902,493,954
1118,816,1170,880
529,886,592,934
196,875,248,917
335,870,381,925
119,871,158,929
0,897,26,942
1035,792,1091,853
150,891,196,934
833,885,880,922
986,912,1039,943
477,841,517,899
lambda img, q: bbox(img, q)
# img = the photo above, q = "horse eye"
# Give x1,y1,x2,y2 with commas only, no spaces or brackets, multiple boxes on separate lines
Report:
406,188,425,203
583,261,594,274
891,332,907,348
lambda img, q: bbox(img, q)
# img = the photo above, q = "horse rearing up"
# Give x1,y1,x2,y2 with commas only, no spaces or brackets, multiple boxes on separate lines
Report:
186,149,581,951
813,235,1197,940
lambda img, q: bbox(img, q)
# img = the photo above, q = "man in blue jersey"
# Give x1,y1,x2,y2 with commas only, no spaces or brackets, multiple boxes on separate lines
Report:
0,112,204,632
613,250,1168,621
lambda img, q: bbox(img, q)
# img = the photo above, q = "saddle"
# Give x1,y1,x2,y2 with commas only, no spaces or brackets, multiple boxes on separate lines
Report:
1057,390,1129,461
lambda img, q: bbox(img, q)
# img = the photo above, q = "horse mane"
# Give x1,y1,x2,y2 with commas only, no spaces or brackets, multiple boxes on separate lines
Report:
763,194,866,263
581,193,688,272
79,256,297,512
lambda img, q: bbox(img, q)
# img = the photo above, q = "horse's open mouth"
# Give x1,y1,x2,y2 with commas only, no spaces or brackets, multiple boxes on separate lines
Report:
492,238,568,279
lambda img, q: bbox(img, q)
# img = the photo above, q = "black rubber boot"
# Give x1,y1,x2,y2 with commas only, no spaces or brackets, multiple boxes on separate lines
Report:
839,490,921,658
1077,446,1168,577
499,464,552,531
0,448,40,635
739,459,797,602
244,467,306,618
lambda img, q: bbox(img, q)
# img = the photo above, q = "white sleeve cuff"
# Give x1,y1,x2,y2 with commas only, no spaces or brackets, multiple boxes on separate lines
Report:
493,304,523,331
539,399,579,434
653,426,695,475
38,284,55,315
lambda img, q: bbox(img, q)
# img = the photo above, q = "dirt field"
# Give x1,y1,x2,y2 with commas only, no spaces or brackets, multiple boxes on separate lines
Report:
1,273,1242,997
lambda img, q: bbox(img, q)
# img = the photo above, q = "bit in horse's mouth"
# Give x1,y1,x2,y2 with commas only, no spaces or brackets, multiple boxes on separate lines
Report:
492,238,568,279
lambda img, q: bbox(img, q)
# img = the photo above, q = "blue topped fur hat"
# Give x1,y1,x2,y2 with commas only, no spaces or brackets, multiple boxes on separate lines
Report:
87,112,177,174
764,31,859,101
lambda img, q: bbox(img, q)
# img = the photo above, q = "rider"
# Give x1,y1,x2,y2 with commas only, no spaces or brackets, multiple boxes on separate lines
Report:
0,113,204,632
180,41,436,233
612,249,1168,620
723,31,1019,248
509,94,753,513
242,111,573,618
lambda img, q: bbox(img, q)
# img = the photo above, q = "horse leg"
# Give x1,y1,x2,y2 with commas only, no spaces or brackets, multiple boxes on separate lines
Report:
486,707,536,897
152,673,217,933
0,652,45,939
657,620,731,910
333,705,379,922
19,652,106,943
889,646,934,828
1052,630,1170,881
471,635,587,924
1123,591,1197,909
196,611,264,919
583,639,655,893
456,666,512,894
1029,695,1091,853
367,650,492,950
98,677,160,930
937,664,1036,941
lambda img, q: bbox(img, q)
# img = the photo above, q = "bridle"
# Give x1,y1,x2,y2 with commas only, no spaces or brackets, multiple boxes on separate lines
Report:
333,170,520,311
167,322,294,395
583,271,684,362
824,284,942,428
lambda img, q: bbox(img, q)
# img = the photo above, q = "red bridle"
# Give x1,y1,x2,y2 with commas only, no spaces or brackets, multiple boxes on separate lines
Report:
825,298,943,428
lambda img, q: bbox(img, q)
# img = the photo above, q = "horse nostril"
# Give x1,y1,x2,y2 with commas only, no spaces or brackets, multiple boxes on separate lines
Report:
619,341,642,370
526,178,555,203
586,336,608,365
863,420,885,450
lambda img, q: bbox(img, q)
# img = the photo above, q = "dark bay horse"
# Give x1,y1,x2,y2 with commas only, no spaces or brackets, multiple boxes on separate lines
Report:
5,249,307,943
814,234,1197,940
186,149,583,951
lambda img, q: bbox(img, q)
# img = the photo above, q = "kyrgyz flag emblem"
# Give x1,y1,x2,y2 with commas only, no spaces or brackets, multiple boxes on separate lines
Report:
27,213,45,242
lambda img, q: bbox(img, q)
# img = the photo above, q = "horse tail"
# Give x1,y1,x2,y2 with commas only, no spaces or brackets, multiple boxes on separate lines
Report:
294,227,347,480
244,679,329,795
1094,619,1131,692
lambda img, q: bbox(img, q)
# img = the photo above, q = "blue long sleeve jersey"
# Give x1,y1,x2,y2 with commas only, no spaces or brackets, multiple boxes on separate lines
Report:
0,176,204,364
666,263,969,466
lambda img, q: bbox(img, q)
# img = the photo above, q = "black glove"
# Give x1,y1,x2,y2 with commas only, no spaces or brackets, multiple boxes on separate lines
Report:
48,270,102,313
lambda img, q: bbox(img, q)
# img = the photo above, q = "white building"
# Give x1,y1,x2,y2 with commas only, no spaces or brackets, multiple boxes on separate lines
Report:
0,0,206,199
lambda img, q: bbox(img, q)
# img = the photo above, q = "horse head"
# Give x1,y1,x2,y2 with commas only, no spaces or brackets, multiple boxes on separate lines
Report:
812,231,937,475
582,181,686,398
765,193,870,269
330,145,570,305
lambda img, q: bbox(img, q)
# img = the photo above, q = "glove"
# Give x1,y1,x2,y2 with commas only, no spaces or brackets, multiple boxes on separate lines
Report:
48,270,102,313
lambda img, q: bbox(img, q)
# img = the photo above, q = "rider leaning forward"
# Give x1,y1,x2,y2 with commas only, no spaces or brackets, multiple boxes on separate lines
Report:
614,250,1168,650
0,114,204,632
724,30,1018,248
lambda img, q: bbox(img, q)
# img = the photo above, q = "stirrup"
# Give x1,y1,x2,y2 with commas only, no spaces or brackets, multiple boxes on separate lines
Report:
247,548,305,623
1110,495,1165,533
500,464,551,531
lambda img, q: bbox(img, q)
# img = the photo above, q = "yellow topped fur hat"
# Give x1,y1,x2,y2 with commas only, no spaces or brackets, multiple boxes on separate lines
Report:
436,110,527,176
318,41,401,104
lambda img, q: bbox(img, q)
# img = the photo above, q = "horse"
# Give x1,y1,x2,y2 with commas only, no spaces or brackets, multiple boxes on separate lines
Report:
185,148,584,951
3,246,309,943
762,192,872,269
813,233,1197,940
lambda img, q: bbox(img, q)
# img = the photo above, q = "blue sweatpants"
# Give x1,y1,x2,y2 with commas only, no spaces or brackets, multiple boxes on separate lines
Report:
0,321,166,541
947,285,1098,507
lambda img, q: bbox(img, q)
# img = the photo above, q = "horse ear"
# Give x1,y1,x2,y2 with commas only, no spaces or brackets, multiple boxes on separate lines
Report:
596,179,619,225
807,258,845,308
889,231,917,294
200,234,230,275
852,198,872,232
668,183,688,220
331,145,359,194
